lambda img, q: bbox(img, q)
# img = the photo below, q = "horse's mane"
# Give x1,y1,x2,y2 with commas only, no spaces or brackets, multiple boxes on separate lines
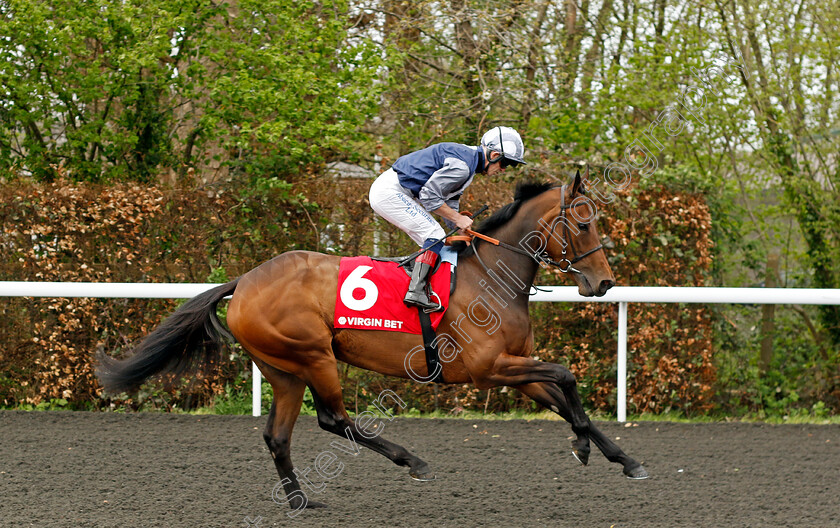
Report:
454,180,556,255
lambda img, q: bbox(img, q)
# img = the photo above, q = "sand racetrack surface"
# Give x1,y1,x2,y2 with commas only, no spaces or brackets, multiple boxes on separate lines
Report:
1,411,837,527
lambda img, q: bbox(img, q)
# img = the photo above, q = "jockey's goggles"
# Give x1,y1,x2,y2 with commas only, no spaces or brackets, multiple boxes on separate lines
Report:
499,157,521,169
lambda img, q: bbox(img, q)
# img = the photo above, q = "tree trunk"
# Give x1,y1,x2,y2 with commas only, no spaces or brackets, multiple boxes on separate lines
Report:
759,254,779,372
451,0,482,130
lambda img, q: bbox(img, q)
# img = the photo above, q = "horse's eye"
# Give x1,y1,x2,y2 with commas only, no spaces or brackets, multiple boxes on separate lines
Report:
578,223,589,231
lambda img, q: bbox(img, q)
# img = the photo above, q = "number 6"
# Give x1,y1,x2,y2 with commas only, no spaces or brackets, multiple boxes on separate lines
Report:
340,265,378,311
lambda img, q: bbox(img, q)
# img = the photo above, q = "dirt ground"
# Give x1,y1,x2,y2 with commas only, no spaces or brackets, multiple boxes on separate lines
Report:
0,411,837,527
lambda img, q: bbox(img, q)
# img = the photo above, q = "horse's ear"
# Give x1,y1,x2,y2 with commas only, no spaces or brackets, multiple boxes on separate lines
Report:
571,169,583,196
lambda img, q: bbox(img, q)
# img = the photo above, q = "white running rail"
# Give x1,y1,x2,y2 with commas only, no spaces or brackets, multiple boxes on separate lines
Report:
3,282,839,420
530,287,840,421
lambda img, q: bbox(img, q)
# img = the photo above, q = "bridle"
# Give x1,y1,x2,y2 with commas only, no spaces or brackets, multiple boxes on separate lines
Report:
538,184,605,273
467,185,605,289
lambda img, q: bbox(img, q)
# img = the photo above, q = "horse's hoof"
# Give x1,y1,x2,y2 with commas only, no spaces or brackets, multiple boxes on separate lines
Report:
572,449,589,466
409,470,436,482
624,464,649,480
305,500,329,509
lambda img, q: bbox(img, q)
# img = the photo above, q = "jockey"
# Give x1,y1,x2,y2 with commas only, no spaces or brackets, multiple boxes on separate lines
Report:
369,126,526,310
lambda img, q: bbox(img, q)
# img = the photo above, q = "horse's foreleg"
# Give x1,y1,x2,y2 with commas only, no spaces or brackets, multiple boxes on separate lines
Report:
306,363,436,481
257,359,328,512
516,382,648,479
587,420,649,478
513,382,591,465
481,355,592,440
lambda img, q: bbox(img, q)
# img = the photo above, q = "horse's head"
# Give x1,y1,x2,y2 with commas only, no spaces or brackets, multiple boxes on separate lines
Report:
536,170,615,297
461,175,615,297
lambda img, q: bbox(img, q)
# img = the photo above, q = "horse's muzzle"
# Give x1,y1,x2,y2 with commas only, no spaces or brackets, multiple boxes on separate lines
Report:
596,279,615,297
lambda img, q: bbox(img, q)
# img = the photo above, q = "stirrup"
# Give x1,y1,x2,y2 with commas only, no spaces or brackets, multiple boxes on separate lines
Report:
404,287,440,311
404,294,439,311
423,291,443,313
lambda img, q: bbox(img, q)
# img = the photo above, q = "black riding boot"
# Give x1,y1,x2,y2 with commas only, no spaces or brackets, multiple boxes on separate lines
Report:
404,250,441,311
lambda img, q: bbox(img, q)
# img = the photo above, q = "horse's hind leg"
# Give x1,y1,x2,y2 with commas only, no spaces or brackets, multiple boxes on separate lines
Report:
256,358,328,511
306,361,436,481
517,381,648,479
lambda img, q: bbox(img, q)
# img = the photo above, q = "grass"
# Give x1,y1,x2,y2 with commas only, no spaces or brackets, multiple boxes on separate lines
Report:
4,403,838,424
619,410,840,425
194,399,840,425
5,390,839,425
191,385,840,424
391,409,840,425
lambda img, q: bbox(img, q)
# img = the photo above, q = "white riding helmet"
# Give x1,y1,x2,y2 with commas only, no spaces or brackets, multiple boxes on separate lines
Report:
481,126,526,165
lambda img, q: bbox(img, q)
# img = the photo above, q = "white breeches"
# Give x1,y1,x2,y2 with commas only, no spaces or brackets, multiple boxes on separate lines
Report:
369,168,446,247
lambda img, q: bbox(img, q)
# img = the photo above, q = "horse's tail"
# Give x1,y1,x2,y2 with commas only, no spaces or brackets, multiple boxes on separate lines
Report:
96,278,241,395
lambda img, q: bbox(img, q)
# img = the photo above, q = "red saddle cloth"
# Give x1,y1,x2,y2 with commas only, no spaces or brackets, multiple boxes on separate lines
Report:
334,256,451,334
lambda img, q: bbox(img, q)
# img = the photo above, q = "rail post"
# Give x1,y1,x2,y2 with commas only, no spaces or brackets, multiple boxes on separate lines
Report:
617,301,628,423
252,362,261,417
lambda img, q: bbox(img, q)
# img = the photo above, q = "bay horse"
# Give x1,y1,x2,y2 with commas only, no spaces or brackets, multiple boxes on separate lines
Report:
97,172,648,512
